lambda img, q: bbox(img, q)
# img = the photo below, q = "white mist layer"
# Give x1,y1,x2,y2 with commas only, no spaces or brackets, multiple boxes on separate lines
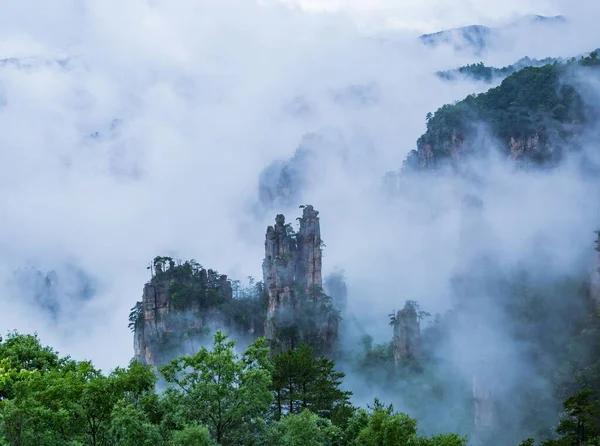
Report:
0,0,597,383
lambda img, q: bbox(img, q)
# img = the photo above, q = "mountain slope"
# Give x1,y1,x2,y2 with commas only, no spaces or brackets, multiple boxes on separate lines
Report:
402,52,600,171
420,15,566,54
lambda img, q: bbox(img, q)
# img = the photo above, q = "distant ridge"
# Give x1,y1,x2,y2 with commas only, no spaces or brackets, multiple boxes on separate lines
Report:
419,15,566,54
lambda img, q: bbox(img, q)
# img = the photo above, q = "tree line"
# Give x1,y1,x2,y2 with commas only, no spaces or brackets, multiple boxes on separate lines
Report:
1,329,598,445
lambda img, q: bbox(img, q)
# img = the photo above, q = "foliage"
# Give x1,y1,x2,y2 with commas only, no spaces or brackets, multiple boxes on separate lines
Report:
405,53,600,170
259,409,342,446
390,301,431,327
437,57,559,83
130,257,268,358
128,302,142,332
271,343,352,420
108,400,162,446
160,331,273,444
555,390,600,444
4,321,600,446
349,401,468,446
169,424,217,446
0,334,157,446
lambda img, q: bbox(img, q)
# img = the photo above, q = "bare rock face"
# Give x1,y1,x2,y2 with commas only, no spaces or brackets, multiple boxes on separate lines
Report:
263,214,296,335
392,301,422,363
131,257,234,367
263,206,338,355
297,205,323,296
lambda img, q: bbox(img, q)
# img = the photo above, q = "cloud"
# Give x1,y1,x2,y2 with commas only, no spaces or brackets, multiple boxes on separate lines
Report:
278,0,562,32
0,0,597,405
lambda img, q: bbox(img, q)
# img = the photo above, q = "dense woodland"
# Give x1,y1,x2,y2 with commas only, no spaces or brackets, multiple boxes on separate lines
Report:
0,331,470,445
436,57,559,83
0,312,599,446
404,51,600,170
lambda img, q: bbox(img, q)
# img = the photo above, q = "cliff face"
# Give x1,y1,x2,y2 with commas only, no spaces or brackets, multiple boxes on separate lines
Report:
132,257,260,367
392,301,422,363
296,205,323,296
263,214,296,333
263,206,338,355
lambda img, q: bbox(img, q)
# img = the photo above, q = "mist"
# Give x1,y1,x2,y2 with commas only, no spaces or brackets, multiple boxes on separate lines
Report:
1,1,599,442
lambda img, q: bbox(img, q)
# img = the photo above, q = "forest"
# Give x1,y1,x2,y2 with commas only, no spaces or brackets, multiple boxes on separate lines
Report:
436,57,560,83
403,51,600,170
1,326,599,446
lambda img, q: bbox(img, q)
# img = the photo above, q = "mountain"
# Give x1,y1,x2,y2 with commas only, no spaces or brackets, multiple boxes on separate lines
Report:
131,206,340,366
399,51,600,172
420,24,492,54
420,15,566,55
437,56,561,83
10,264,97,321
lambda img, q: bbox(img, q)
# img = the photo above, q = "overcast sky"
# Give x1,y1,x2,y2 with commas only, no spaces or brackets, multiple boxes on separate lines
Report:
280,0,562,32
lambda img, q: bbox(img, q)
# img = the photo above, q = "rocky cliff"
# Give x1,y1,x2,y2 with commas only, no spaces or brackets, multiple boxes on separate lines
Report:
392,301,422,364
131,257,263,366
132,207,340,365
263,206,339,355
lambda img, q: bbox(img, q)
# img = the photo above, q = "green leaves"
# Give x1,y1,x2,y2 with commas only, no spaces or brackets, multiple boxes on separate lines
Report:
347,404,467,446
408,55,600,171
160,331,273,444
271,343,351,420
0,333,159,446
259,410,342,446
0,331,474,446
170,424,217,446
109,400,162,446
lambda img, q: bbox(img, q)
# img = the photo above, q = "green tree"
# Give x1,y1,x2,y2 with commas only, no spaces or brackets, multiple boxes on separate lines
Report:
109,400,162,446
0,332,157,446
160,331,273,444
259,409,342,446
347,401,467,446
169,424,217,446
0,332,66,399
271,343,351,420
554,390,600,445
353,409,418,446
417,433,468,446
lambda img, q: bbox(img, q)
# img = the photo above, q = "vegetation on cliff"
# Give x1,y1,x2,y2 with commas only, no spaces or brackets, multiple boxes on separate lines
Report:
403,51,600,171
437,57,559,83
131,256,266,365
